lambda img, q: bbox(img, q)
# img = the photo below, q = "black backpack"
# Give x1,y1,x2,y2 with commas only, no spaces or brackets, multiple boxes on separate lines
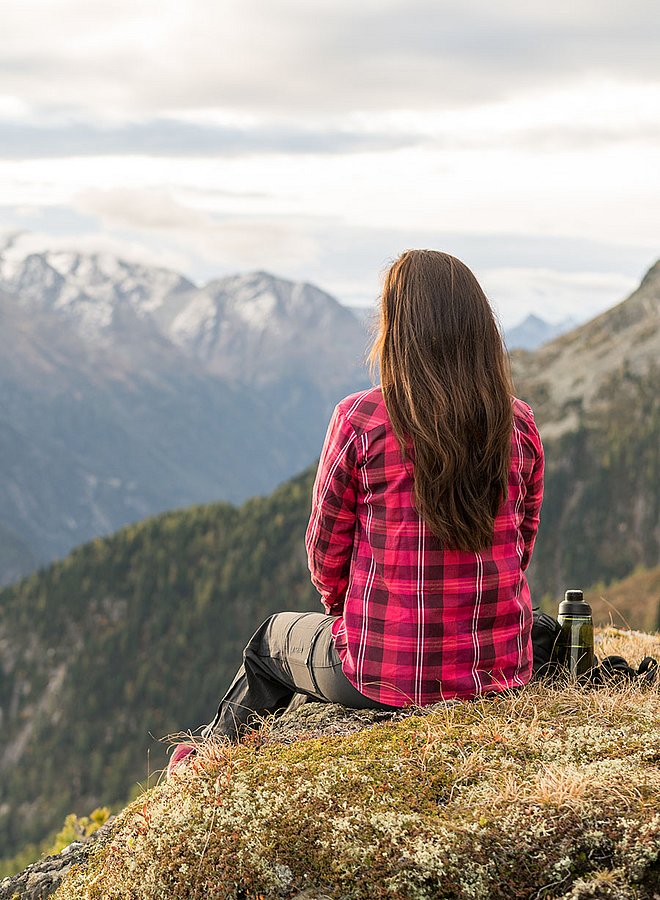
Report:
531,612,562,679
531,611,658,685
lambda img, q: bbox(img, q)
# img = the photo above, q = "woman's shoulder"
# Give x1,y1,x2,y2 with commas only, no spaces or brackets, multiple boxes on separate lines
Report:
511,395,535,420
336,386,389,432
511,396,543,450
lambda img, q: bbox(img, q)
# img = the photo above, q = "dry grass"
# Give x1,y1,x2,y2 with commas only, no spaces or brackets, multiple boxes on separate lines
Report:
597,623,660,660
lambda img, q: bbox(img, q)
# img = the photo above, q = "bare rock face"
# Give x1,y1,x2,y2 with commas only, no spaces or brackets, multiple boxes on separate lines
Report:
512,258,660,441
0,820,114,900
264,696,453,744
511,259,660,597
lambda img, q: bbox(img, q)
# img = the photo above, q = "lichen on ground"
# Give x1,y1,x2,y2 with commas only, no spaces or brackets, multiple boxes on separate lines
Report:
54,628,660,900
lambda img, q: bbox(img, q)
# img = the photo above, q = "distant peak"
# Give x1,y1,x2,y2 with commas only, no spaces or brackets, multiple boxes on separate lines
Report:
639,259,660,290
41,248,194,289
250,269,276,279
242,270,292,287
0,229,26,254
208,270,300,295
518,313,547,327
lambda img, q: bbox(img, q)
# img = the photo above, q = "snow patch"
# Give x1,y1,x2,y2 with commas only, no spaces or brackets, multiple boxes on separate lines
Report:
233,290,279,328
170,293,218,344
44,250,186,315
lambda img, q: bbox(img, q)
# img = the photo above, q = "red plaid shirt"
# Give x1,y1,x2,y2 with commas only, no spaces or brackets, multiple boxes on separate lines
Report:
305,387,544,707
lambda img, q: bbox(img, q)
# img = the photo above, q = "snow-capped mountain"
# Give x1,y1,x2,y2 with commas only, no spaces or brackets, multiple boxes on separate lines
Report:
165,271,367,391
0,245,370,586
0,247,194,342
0,247,368,395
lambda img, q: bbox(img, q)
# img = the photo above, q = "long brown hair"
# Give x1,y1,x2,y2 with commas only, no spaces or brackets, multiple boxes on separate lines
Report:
369,249,514,551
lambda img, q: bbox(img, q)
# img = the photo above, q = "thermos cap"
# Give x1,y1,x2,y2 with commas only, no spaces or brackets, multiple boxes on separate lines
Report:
558,588,592,618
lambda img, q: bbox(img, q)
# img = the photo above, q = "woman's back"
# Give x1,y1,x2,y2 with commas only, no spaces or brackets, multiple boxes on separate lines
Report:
306,385,544,707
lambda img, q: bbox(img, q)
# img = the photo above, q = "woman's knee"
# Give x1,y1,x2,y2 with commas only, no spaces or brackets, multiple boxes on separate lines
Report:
244,611,319,658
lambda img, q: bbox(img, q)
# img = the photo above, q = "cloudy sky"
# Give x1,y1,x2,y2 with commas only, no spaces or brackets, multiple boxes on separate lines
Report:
1,0,659,326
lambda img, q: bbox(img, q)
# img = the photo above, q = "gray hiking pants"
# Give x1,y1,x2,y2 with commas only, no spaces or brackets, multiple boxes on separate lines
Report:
202,611,400,741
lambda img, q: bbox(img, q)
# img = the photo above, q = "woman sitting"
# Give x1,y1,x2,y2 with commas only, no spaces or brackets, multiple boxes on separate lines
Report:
170,248,544,771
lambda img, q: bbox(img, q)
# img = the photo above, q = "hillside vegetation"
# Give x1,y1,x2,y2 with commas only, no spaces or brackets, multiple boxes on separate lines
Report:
55,628,660,900
582,566,660,634
0,469,318,855
524,364,660,598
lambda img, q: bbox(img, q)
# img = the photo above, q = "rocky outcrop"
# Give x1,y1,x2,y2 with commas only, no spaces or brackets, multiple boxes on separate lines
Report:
512,258,660,440
0,703,418,899
0,701,450,899
512,260,660,596
0,702,427,900
0,819,114,900
52,629,660,900
6,625,660,900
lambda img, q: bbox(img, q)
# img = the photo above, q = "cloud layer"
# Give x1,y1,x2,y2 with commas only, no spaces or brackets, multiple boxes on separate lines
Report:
2,0,660,119
1,1,658,326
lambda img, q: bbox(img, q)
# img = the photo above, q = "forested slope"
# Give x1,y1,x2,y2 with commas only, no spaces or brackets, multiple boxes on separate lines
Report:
0,469,317,854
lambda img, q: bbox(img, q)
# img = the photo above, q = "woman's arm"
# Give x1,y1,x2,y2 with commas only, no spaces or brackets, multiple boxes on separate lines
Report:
520,414,544,572
305,405,358,616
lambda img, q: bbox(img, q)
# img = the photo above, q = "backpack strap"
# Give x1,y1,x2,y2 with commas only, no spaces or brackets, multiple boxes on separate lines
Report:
635,656,658,686
591,654,658,686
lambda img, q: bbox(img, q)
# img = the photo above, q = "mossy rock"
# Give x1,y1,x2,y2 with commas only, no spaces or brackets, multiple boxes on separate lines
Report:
52,629,660,900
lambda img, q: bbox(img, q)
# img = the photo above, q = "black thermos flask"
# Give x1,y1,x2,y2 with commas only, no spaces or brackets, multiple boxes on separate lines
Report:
554,589,595,679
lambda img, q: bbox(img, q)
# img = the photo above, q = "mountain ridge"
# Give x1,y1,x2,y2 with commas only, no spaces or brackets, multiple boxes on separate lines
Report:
512,256,660,440
0,248,370,585
504,312,576,350
512,258,660,595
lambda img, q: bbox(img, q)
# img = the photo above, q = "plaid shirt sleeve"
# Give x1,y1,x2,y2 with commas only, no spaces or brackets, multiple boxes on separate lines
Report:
520,412,545,572
305,405,358,616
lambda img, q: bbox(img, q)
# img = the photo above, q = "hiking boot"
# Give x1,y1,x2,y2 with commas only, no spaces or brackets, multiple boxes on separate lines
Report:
167,743,197,780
